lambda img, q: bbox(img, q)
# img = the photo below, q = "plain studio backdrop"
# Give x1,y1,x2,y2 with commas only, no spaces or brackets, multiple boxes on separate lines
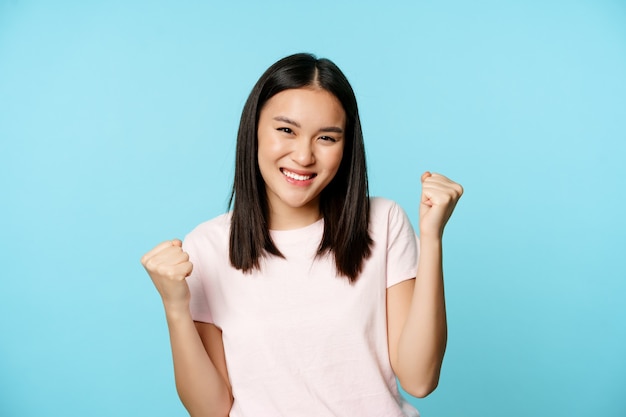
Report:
1,1,625,416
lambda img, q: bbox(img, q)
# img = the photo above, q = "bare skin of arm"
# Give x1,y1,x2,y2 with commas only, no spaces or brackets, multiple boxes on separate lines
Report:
142,240,233,417
387,172,463,398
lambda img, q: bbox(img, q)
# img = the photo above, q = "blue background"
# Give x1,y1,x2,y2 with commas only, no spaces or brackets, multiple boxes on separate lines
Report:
1,1,625,416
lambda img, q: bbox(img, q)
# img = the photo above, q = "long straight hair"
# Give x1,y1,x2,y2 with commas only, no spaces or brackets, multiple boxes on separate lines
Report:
229,53,372,282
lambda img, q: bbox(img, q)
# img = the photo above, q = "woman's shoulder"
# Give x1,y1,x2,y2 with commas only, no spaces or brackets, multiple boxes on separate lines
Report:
369,196,404,217
369,196,415,234
184,212,232,246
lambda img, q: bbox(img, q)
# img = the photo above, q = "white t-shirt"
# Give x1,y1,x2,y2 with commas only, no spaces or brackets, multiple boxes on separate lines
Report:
184,197,420,417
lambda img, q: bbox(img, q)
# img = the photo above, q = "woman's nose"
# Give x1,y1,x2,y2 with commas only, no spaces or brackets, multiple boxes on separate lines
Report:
291,139,315,166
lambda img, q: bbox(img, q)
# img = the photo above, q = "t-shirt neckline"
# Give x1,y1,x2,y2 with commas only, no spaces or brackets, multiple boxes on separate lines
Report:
269,217,324,245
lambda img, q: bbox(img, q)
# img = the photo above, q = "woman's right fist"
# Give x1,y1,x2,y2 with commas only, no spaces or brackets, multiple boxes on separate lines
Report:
141,239,193,309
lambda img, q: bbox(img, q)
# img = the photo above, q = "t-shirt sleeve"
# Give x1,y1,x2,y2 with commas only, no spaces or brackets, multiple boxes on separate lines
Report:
385,201,420,288
182,231,214,324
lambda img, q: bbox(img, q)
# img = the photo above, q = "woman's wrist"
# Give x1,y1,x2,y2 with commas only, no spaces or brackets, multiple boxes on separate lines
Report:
163,301,193,323
418,232,443,246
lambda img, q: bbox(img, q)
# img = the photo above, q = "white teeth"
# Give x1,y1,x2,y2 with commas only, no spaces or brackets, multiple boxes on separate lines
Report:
282,169,313,181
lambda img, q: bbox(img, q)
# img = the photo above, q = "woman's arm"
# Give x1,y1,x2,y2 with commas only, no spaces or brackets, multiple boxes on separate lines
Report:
387,172,462,398
142,240,233,417
387,239,446,398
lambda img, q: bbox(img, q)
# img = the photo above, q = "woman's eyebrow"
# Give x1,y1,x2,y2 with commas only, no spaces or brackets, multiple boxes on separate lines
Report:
319,126,343,133
273,116,343,134
273,116,300,127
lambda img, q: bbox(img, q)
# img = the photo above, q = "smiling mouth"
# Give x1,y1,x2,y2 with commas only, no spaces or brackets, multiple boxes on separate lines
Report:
281,168,317,181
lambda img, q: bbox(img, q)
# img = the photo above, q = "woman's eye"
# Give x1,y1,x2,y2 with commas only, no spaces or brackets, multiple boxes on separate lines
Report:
277,127,293,134
319,136,337,143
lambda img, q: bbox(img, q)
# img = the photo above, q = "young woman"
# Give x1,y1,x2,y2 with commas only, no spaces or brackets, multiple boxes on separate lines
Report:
141,53,463,417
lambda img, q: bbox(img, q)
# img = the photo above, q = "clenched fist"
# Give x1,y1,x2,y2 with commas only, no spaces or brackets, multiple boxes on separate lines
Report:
141,240,193,311
419,172,463,239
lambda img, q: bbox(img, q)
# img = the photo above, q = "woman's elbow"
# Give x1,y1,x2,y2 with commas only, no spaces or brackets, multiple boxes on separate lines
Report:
399,376,440,398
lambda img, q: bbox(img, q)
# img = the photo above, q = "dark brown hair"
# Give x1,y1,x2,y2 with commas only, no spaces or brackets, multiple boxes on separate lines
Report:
229,53,372,282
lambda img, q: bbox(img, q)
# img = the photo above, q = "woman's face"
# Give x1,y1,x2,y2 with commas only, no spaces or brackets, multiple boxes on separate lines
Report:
257,87,346,228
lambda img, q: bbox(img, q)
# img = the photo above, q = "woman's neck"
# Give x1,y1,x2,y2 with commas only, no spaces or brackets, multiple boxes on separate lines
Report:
268,202,322,231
